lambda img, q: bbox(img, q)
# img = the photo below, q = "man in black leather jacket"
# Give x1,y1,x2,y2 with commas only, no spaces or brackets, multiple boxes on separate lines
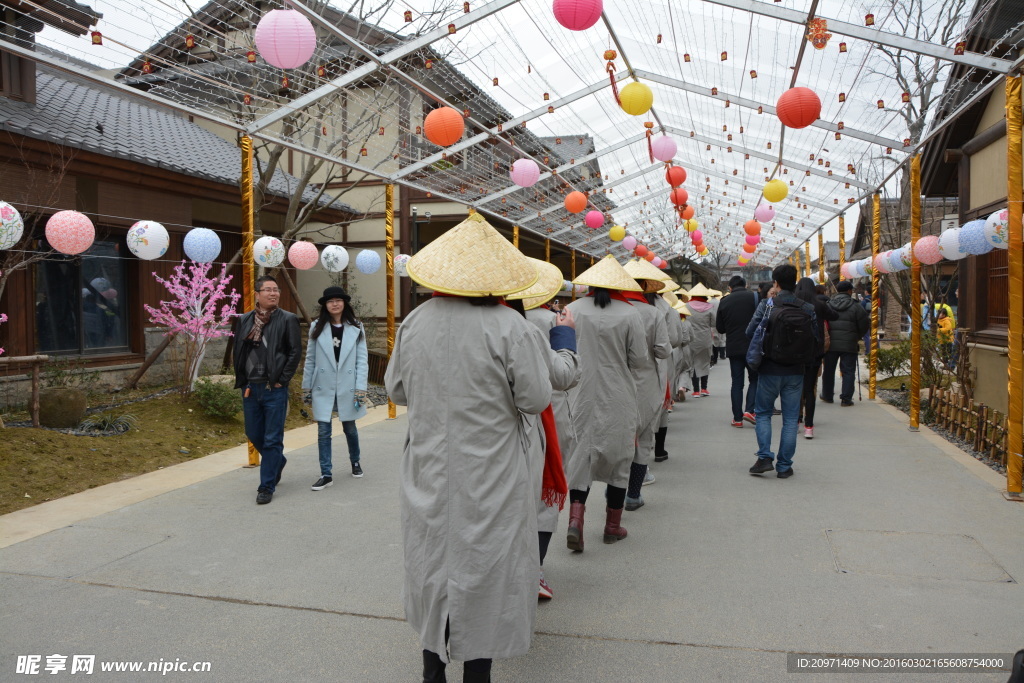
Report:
716,275,759,426
233,275,302,504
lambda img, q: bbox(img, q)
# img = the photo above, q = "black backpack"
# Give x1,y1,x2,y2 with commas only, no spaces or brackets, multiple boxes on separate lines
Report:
766,300,816,366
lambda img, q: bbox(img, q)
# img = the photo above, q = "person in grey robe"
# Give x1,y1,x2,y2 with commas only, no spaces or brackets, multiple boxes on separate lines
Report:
686,284,716,397
675,307,695,399
652,292,684,464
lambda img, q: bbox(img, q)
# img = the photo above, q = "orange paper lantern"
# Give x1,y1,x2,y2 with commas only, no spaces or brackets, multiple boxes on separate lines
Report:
644,252,656,262
424,107,464,146
742,243,756,253
744,220,762,235
564,191,587,213
680,205,695,220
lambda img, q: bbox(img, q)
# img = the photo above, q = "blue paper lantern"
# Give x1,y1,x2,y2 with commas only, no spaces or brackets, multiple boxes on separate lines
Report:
183,227,221,263
959,219,993,255
355,249,382,274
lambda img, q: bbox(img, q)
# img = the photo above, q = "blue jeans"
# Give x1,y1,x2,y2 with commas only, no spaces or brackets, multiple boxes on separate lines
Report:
317,419,360,476
728,355,758,421
242,383,289,492
754,373,803,473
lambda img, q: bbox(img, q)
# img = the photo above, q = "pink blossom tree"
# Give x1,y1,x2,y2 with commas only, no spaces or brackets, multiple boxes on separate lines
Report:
144,261,240,394
0,312,7,356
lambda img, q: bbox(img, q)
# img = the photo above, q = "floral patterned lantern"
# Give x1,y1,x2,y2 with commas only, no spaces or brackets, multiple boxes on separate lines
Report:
127,220,169,260
937,228,968,260
394,253,412,277
0,201,24,250
321,245,349,272
46,210,95,255
873,251,892,274
984,208,1009,249
253,235,286,267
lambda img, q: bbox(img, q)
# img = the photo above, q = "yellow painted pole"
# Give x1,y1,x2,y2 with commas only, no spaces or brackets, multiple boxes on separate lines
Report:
1005,75,1023,495
869,193,881,401
590,256,595,266
838,214,846,281
545,238,551,262
385,184,396,420
909,155,922,431
513,225,519,249
571,250,577,302
818,232,825,284
240,135,259,468
805,241,811,279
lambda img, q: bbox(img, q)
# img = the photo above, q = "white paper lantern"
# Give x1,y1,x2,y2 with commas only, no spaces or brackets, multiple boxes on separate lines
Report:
938,228,968,260
355,249,381,274
984,208,1009,249
0,201,25,250
183,227,221,263
321,245,349,272
253,235,286,267
394,253,411,277
126,221,169,261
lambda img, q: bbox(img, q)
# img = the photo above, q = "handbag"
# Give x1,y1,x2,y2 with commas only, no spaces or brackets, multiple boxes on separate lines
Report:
823,320,832,354
745,300,772,371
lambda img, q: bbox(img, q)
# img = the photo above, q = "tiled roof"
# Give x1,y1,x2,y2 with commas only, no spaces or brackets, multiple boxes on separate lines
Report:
0,65,356,214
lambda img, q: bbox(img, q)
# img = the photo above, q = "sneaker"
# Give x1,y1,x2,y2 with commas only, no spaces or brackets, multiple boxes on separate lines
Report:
654,451,668,462
731,420,743,428
700,389,710,397
351,462,363,478
841,400,854,407
777,468,794,479
742,412,756,425
642,469,655,486
311,476,333,491
256,488,273,505
624,495,645,511
804,427,814,439
749,458,775,475
772,408,782,416
819,394,834,403
692,391,701,398
538,574,553,600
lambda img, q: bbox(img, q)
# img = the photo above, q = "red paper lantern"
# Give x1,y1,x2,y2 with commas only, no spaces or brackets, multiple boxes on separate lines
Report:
424,107,465,146
775,87,821,129
670,188,689,206
665,165,687,187
564,191,587,213
680,205,695,220
744,220,761,235
635,245,648,257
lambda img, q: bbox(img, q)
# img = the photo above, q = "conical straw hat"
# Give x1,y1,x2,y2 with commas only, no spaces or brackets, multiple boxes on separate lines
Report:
623,258,673,283
507,258,564,310
685,282,714,298
572,254,643,292
406,212,537,296
661,280,681,293
674,287,689,302
662,291,679,308
675,302,692,316
709,289,723,298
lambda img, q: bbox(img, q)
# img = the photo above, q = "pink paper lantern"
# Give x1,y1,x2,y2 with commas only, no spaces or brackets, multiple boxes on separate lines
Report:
510,158,540,188
651,136,677,162
873,252,891,274
255,9,317,69
651,257,663,268
552,0,603,31
622,235,637,250
745,234,760,246
914,235,943,265
585,210,604,229
288,241,319,270
45,210,94,255
839,262,850,279
690,230,703,242
753,203,775,223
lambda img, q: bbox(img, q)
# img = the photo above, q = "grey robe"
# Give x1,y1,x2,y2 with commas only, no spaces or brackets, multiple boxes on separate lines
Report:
564,297,648,489
687,303,716,377
632,301,671,433
675,317,694,389
384,298,553,663
655,297,682,397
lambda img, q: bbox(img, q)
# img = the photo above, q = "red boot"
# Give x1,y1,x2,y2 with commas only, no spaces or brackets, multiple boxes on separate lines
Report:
603,506,628,544
566,502,585,552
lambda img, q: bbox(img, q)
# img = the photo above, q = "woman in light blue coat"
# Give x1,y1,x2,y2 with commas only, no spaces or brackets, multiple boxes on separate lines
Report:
302,286,368,489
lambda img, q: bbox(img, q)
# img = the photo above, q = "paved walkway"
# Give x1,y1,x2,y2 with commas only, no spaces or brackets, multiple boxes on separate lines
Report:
2,363,1022,682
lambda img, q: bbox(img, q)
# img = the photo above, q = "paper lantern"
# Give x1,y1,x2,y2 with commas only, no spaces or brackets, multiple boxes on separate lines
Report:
253,235,286,267
670,188,689,206
680,205,695,220
684,218,699,232
742,243,756,254
622,235,637,250
510,158,540,188
564,191,587,213
127,220,169,260
584,211,604,229
984,208,1009,249
763,179,788,203
356,249,382,274
651,257,663,268
745,234,760,246
690,230,703,242
288,241,319,270
321,245,349,272
394,253,411,277
959,219,993,255
651,136,677,162
938,228,968,260
699,247,709,256
776,87,821,129
644,252,656,262
839,262,851,279
254,9,316,69
608,225,626,241
573,284,589,295
886,249,908,273
424,107,464,147
873,252,892,274
635,245,649,257
0,201,24,250
619,82,653,116
182,227,220,263
914,235,942,265
665,165,687,187
552,0,603,31
753,203,775,223
743,220,761,236
45,210,95,256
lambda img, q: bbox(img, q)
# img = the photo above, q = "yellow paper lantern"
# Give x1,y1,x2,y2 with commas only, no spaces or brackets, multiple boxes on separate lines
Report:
763,179,788,203
608,225,626,241
619,82,653,116
684,218,699,232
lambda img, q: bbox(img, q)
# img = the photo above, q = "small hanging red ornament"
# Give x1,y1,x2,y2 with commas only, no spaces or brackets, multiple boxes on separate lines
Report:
247,50,256,63
757,105,763,114
317,64,326,77
142,60,153,74
281,75,289,89
425,58,433,69
547,106,555,114
492,77,499,86
462,108,470,117
877,99,885,108
656,34,662,43
954,41,966,55
839,41,847,53
818,158,824,165
828,170,833,176
379,126,385,135
835,132,842,140
903,138,911,146
185,34,195,50
727,134,733,141
721,51,728,61
847,164,855,173
901,91,911,102
837,121,844,129
543,92,550,101
243,94,252,105
415,125,422,134
322,125,327,135
767,141,772,149
91,31,102,45
463,1,470,12
806,18,831,49
886,147,892,154
360,148,367,157
838,92,846,102
683,53,691,62
404,10,412,21
865,13,874,25
448,23,456,34
750,70,757,78
711,87,718,95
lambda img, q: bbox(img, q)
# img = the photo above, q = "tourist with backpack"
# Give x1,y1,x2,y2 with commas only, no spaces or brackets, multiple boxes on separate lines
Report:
745,265,818,479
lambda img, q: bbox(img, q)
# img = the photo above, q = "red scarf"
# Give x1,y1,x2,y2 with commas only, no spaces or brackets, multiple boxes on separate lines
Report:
540,404,567,509
621,290,649,304
587,289,634,305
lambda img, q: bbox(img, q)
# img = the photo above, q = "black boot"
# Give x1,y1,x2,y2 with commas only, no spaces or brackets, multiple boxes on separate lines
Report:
463,659,492,683
422,650,447,683
654,427,668,462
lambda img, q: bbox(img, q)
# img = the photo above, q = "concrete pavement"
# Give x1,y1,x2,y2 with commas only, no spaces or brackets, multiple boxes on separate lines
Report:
1,365,1022,682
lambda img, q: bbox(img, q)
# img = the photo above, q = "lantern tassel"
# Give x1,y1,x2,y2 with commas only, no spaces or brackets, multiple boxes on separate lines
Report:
647,130,654,163
607,62,620,105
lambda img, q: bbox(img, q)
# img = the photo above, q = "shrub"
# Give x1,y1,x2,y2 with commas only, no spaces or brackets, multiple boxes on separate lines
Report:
80,412,138,434
876,341,910,378
193,377,241,419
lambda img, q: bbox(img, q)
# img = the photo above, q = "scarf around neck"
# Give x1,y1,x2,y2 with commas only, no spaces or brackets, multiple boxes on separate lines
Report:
247,305,277,344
